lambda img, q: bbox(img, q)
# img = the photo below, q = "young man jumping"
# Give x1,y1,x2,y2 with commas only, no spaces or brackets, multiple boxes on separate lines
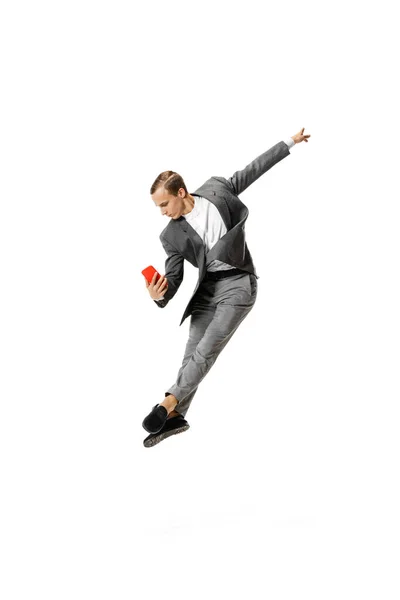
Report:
142,128,311,447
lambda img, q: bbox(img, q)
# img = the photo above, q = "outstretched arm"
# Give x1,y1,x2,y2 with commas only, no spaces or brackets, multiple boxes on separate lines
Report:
226,128,311,196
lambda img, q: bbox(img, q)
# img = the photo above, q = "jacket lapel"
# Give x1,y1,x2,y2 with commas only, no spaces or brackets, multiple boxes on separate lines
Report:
175,190,249,271
176,191,232,242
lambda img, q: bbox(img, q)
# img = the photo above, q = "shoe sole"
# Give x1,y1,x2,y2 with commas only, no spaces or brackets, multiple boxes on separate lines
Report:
143,424,190,448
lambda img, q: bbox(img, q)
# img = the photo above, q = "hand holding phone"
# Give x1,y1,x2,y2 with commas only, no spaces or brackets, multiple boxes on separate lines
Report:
141,265,168,300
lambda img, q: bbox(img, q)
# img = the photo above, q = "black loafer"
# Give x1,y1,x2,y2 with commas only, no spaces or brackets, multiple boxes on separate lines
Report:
143,415,190,448
142,404,168,433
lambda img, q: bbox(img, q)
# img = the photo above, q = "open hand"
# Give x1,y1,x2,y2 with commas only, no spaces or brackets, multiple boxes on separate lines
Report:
291,127,311,144
145,272,169,300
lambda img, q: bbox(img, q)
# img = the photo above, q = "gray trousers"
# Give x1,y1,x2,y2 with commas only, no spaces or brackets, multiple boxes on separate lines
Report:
165,271,258,418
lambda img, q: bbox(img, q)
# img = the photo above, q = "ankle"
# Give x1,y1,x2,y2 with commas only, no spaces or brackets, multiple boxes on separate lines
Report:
167,410,180,419
160,394,178,413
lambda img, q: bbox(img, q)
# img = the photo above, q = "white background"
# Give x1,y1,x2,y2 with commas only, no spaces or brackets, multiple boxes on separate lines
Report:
1,1,399,598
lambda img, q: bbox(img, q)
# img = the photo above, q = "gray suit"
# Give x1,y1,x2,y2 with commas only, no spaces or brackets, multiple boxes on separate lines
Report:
154,140,291,417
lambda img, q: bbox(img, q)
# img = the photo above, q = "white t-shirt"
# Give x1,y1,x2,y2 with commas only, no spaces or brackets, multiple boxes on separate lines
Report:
182,137,295,272
182,194,236,272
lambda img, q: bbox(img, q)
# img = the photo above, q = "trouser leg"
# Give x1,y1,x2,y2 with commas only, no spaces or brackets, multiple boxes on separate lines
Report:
164,301,216,418
166,273,257,418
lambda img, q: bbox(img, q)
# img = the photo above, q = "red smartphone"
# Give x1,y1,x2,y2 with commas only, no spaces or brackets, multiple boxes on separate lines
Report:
141,265,161,285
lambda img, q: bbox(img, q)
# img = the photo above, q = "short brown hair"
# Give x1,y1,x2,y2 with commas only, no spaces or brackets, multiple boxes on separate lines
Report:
150,171,188,196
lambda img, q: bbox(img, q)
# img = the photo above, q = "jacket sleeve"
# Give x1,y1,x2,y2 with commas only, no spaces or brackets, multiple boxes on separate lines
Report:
153,236,184,309
226,140,290,196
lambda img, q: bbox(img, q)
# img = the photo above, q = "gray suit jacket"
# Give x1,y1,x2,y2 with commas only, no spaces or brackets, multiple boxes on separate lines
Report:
154,140,291,326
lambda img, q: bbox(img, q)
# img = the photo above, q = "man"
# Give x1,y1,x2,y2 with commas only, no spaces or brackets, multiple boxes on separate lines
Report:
142,128,311,447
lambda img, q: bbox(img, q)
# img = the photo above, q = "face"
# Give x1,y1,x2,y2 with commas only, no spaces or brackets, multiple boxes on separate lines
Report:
152,186,186,219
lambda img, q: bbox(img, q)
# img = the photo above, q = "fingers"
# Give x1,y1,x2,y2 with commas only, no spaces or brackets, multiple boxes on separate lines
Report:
145,272,166,290
154,276,168,299
144,272,156,288
154,274,168,292
145,272,168,300
298,128,311,143
150,272,163,287
145,272,157,287
157,276,168,289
